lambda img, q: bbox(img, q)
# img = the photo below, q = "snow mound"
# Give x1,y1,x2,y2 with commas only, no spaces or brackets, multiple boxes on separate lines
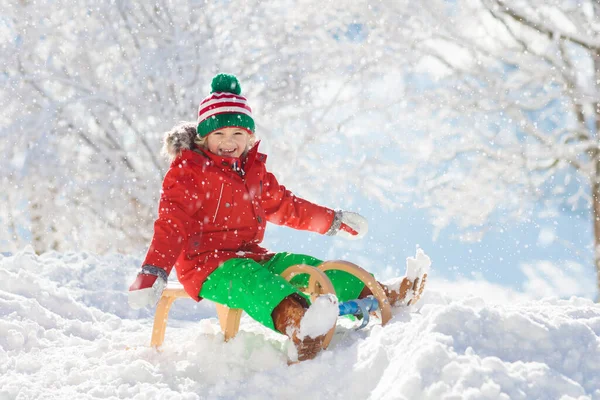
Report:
2,248,600,399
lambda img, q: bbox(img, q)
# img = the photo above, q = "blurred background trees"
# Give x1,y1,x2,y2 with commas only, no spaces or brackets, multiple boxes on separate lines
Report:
397,0,600,294
1,1,416,253
2,0,600,294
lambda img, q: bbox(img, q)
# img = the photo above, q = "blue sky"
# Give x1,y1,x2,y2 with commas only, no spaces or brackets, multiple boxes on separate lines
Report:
262,192,595,299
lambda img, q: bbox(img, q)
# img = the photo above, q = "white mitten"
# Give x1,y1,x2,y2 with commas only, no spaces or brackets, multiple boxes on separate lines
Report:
326,211,368,240
128,265,168,309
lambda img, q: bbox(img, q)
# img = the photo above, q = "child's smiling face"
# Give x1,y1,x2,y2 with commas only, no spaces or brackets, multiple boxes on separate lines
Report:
206,127,251,158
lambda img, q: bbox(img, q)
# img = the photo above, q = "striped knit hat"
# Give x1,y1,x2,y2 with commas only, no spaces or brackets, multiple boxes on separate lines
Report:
196,73,255,138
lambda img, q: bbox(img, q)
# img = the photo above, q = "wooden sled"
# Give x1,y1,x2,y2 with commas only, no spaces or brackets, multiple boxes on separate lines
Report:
150,260,393,350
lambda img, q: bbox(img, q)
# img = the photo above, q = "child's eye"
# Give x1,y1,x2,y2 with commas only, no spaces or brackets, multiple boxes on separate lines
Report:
213,131,223,135
234,132,243,135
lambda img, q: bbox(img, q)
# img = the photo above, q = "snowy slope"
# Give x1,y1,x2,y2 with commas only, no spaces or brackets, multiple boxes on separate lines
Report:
1,248,599,400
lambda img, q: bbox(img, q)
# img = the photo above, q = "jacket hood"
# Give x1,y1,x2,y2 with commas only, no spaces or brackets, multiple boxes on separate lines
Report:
161,121,198,162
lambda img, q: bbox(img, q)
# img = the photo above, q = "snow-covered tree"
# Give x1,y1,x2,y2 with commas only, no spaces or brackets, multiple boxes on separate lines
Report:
1,1,418,254
396,0,600,295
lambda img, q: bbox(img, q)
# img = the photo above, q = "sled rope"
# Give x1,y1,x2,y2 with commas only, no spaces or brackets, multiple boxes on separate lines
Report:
338,296,379,329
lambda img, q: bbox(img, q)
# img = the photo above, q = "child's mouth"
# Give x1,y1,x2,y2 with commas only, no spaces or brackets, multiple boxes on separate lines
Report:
220,149,236,156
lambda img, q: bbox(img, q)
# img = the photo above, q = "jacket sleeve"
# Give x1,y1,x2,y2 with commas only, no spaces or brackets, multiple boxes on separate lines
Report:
142,165,202,275
261,169,335,234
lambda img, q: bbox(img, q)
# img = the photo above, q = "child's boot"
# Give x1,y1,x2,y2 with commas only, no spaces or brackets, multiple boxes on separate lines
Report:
382,274,427,306
358,277,420,307
272,294,338,362
382,249,430,307
358,254,429,307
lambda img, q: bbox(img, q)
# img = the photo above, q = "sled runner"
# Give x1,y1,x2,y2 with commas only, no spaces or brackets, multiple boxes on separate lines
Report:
150,260,427,352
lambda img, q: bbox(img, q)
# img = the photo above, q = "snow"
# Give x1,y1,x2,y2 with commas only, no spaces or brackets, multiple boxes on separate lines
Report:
405,248,431,281
2,247,600,399
297,294,339,339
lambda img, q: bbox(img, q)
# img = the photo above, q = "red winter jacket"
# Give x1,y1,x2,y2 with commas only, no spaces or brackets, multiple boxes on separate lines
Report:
142,143,335,300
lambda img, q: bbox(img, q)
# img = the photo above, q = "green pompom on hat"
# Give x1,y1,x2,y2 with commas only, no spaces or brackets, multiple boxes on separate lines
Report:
197,73,254,137
210,73,242,95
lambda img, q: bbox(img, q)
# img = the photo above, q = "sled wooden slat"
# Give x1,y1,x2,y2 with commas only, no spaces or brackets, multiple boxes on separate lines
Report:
150,261,392,352
215,304,243,342
280,264,335,301
150,287,187,348
150,265,334,348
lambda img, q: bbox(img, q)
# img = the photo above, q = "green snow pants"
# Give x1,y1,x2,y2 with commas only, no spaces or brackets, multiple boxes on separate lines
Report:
199,252,366,331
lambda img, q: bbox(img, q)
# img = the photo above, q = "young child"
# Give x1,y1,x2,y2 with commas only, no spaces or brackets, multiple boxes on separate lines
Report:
129,73,426,361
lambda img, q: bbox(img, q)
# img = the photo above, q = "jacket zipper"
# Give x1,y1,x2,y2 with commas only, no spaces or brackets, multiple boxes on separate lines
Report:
213,183,224,223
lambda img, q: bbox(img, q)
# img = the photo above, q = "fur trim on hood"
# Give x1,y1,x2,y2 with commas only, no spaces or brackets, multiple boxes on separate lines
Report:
161,121,198,161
